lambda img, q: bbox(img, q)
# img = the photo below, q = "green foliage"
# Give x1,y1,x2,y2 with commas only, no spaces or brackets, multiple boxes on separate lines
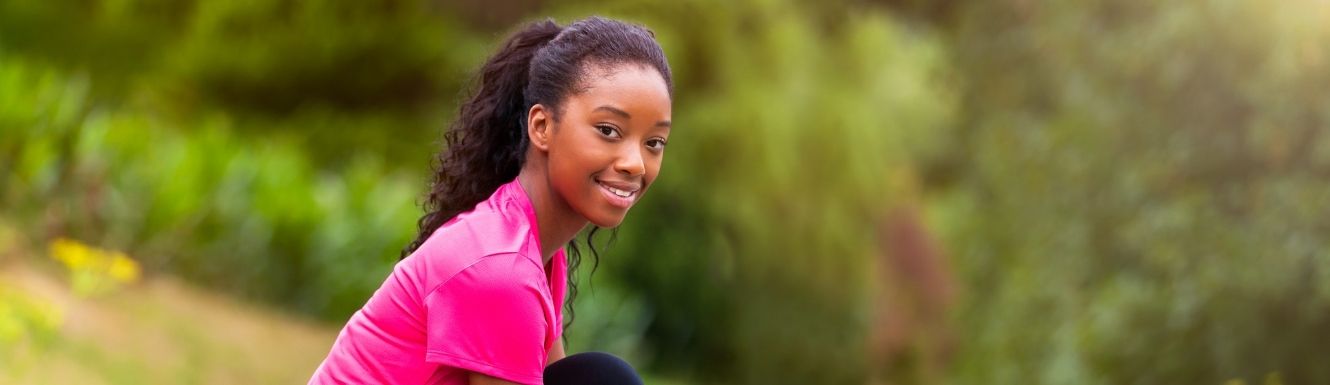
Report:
0,0,471,165
593,1,956,382
934,1,1330,384
5,0,1330,384
0,56,418,320
160,0,471,114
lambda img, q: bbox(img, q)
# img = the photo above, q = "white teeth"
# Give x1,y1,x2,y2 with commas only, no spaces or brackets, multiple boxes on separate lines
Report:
601,183,633,197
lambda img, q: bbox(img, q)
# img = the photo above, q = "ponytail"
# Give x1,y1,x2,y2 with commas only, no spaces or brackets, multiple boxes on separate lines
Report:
402,20,561,259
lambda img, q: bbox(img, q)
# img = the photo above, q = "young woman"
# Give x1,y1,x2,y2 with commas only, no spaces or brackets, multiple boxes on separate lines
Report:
308,16,673,385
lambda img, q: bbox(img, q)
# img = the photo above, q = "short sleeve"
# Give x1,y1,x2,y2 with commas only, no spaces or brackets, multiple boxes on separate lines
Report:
424,254,548,385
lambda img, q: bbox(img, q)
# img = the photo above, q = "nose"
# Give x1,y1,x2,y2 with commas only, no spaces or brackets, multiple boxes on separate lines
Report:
614,145,646,177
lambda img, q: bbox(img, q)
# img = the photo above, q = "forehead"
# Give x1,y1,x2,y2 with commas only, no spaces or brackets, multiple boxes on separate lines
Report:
565,62,672,116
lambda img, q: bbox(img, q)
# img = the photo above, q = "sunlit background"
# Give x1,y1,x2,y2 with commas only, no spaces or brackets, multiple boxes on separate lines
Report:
3,0,1330,384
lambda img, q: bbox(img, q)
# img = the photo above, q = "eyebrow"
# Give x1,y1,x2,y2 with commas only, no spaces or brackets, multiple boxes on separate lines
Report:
594,105,672,128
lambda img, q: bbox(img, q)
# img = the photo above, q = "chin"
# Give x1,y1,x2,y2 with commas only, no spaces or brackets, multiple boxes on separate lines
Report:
585,210,630,228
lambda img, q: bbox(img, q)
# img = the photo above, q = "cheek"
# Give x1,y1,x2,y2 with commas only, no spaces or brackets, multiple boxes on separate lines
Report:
551,132,612,176
645,154,665,182
547,137,599,194
549,149,589,187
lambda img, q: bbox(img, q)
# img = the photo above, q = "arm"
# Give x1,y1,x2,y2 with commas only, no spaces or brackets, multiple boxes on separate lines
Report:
548,339,566,363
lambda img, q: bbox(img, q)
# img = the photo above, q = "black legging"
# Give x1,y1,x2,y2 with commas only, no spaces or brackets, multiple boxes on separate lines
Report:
543,352,643,385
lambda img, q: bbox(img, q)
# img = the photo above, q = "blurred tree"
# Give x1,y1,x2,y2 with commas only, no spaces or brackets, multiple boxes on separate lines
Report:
593,1,957,382
918,1,1330,383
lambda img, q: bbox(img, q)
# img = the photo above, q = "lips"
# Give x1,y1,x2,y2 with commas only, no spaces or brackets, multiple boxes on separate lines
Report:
595,179,642,209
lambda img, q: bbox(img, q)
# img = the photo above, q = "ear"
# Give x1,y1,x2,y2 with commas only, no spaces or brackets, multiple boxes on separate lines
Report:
527,104,554,152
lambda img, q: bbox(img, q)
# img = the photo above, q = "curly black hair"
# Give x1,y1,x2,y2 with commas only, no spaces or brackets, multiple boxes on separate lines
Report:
400,16,673,334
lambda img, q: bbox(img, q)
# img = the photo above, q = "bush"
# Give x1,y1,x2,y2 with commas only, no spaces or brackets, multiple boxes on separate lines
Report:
0,56,419,320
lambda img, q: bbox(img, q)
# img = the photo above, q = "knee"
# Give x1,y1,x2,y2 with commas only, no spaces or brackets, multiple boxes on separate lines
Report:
544,352,643,385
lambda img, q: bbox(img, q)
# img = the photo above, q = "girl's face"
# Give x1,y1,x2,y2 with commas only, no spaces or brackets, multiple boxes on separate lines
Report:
543,63,672,228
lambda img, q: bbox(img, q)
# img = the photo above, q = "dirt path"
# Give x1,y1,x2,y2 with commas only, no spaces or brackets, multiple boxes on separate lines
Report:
2,260,339,384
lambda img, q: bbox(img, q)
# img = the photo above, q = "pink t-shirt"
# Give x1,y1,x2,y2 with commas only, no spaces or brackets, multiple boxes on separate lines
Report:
309,179,566,385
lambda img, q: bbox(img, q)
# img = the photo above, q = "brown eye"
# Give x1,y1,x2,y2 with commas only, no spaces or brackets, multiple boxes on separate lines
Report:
646,138,667,150
596,125,621,139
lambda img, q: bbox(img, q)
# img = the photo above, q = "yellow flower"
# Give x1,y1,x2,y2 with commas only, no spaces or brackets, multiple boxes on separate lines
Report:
49,238,93,270
47,238,141,296
107,251,141,283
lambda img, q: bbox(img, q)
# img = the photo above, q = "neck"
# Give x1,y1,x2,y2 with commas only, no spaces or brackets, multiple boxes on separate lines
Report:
517,170,587,265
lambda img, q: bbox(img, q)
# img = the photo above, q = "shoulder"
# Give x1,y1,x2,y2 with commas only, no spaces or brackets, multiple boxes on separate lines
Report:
407,205,541,286
419,203,534,258
429,252,544,297
415,180,540,257
422,252,550,335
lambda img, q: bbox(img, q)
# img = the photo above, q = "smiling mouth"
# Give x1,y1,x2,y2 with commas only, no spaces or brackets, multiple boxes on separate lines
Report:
603,184,634,197
596,180,641,208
